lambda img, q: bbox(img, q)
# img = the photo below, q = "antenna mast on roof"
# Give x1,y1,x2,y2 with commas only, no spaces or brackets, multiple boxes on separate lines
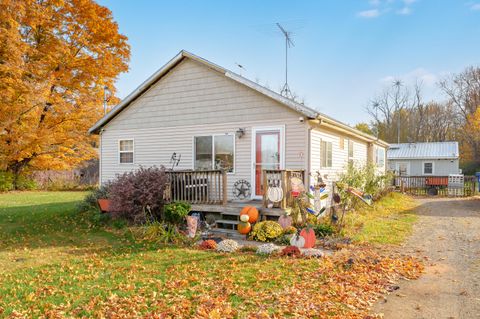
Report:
276,23,294,99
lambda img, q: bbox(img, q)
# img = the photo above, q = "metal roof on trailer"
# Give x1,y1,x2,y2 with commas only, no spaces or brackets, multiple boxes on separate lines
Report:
387,142,459,159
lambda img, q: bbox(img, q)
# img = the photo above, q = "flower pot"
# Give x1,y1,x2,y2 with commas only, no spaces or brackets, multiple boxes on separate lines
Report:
97,199,111,212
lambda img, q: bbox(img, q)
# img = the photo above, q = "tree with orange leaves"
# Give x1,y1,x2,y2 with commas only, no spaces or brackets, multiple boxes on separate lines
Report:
0,0,130,187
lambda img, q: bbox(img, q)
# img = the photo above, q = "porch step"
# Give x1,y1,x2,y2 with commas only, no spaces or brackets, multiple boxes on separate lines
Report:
215,219,239,225
211,228,246,240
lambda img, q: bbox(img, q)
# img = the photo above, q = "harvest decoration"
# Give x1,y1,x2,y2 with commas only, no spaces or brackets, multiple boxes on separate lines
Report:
240,206,259,223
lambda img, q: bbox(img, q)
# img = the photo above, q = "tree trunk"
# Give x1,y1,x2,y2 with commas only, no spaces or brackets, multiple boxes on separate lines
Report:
6,157,32,190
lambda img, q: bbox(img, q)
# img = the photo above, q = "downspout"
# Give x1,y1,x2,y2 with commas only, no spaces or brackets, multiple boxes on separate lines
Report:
99,128,104,186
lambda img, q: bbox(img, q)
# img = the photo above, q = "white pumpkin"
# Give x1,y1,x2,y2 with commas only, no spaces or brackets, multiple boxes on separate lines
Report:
240,214,250,222
267,186,284,203
290,234,305,248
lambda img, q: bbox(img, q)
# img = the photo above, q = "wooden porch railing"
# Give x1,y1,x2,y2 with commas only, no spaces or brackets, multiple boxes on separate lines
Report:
165,170,227,205
394,175,477,197
262,169,305,209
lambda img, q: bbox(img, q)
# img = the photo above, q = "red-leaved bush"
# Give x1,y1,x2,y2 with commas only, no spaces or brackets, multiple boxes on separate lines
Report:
108,166,169,223
280,245,301,257
198,240,217,250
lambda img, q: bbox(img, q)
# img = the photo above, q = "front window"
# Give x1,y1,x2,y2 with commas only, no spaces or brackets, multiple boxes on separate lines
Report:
423,162,434,175
119,139,134,164
375,147,385,167
194,135,234,173
321,140,333,168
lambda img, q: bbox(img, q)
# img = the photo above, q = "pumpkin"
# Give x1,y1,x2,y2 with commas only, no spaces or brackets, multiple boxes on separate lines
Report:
267,186,284,203
300,228,316,248
240,206,259,223
238,221,251,234
290,234,305,248
278,214,292,229
240,214,250,222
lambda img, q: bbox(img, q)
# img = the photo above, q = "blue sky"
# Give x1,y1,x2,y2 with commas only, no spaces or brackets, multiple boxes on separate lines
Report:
97,0,480,125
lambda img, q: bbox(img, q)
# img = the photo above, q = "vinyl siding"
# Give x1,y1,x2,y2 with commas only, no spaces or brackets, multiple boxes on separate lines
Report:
388,159,460,176
100,58,308,199
309,128,371,186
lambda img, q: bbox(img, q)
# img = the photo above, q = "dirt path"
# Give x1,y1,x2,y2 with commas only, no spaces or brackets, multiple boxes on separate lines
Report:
374,197,480,318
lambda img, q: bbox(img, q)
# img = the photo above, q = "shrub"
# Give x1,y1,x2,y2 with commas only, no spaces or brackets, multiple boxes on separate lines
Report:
133,221,188,245
216,239,239,253
78,185,110,212
337,163,393,206
280,245,301,257
275,234,293,246
250,221,283,242
15,175,37,190
283,226,297,235
312,223,335,238
0,171,14,192
108,166,169,223
164,202,191,225
256,243,280,255
199,240,217,250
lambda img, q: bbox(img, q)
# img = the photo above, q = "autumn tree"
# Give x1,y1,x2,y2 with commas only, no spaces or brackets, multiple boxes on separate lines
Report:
0,0,130,187
439,67,480,166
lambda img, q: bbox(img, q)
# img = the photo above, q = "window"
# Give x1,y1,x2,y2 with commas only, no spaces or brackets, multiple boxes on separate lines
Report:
348,140,354,159
119,139,134,164
423,162,434,175
375,147,385,167
321,140,333,168
194,134,234,173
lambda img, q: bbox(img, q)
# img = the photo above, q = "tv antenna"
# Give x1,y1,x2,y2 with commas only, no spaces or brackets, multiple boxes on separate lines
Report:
276,22,294,99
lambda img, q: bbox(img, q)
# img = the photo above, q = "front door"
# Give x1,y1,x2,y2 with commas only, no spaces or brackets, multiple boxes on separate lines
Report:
254,129,281,197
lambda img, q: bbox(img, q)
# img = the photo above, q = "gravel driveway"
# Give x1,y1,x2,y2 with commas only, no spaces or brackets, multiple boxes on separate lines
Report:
374,196,480,319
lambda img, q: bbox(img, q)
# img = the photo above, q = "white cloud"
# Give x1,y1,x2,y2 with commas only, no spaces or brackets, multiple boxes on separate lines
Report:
369,0,381,5
357,9,381,18
471,3,480,10
381,68,438,88
403,0,417,4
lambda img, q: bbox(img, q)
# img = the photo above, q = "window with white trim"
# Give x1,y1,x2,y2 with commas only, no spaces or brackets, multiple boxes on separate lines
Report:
119,139,134,164
423,162,434,175
375,147,385,167
321,140,333,168
194,134,234,173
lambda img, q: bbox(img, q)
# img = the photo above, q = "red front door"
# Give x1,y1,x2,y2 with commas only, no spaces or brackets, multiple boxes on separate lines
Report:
255,130,281,196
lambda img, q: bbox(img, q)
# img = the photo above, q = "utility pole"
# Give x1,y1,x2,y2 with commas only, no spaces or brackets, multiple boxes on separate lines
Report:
393,80,402,144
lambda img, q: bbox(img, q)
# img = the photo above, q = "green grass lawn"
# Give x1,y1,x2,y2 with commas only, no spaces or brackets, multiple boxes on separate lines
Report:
342,192,418,245
0,191,422,318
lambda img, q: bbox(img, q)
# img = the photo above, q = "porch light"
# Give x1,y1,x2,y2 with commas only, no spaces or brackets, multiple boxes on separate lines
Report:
235,128,246,139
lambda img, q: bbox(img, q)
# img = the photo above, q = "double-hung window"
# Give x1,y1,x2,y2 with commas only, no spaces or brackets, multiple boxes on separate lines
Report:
375,147,385,167
423,162,434,175
119,139,134,164
321,140,333,168
194,134,234,173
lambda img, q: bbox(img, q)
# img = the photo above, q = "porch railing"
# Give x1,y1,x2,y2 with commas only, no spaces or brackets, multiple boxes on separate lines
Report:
166,170,227,205
394,175,477,197
262,169,305,209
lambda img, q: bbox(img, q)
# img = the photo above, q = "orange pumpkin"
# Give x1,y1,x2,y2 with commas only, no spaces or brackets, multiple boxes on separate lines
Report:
238,221,252,234
240,206,259,223
300,228,316,248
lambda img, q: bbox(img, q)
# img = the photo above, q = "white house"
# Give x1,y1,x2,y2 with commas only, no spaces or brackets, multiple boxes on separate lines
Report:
387,142,460,176
89,50,388,206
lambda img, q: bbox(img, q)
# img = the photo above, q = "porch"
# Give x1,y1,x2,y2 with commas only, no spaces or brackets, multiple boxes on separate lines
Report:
165,169,306,238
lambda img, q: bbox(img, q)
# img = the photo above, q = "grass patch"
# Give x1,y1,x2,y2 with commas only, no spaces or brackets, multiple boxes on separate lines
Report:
0,191,422,318
342,192,418,244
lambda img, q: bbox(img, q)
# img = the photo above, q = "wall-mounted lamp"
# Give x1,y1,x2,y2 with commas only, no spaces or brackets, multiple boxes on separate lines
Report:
235,128,246,139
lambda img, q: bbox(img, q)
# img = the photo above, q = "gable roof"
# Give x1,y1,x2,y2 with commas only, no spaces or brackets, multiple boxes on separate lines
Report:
387,142,459,160
88,50,388,147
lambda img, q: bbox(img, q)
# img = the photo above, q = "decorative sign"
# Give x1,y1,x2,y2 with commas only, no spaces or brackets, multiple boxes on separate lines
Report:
232,179,252,200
